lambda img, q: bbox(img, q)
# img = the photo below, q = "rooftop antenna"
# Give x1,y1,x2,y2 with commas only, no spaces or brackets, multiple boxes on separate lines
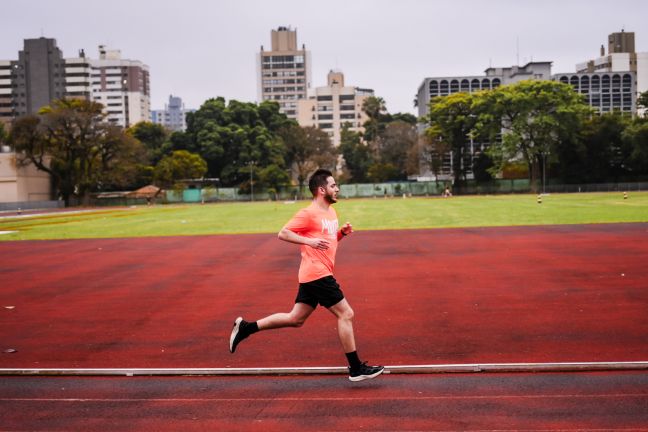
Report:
40,28,44,37
516,36,520,65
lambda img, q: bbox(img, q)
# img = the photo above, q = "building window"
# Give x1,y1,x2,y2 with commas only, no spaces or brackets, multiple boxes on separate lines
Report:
317,95,333,101
440,80,449,95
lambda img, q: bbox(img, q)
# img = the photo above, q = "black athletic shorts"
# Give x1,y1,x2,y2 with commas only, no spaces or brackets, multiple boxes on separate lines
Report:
295,275,345,309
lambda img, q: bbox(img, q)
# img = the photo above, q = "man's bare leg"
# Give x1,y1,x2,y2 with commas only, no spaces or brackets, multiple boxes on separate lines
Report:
257,302,315,330
328,299,356,352
328,298,384,381
230,303,314,353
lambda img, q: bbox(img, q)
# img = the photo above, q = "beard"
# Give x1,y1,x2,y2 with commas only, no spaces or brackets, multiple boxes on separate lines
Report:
324,191,338,204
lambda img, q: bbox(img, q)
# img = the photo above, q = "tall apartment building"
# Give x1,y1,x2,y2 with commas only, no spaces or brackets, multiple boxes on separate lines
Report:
151,95,194,132
0,61,12,126
0,38,150,129
297,70,373,146
89,46,151,127
257,26,311,119
11,38,68,118
574,30,647,115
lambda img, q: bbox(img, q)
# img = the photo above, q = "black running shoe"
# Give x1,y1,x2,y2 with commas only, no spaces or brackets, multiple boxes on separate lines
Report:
229,317,249,353
348,362,384,382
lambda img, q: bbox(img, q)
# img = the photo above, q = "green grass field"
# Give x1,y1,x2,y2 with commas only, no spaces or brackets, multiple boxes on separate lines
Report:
1,192,647,241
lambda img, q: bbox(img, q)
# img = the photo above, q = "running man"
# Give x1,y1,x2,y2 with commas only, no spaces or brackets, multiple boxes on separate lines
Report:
229,169,384,382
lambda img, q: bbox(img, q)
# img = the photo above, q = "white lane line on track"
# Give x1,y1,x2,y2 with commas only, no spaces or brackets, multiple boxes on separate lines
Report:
2,361,648,376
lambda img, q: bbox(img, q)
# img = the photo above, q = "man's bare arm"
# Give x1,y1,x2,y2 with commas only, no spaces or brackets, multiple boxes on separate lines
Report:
278,227,330,250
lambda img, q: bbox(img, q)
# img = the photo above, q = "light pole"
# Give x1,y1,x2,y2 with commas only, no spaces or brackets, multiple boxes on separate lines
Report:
542,151,550,195
247,161,256,202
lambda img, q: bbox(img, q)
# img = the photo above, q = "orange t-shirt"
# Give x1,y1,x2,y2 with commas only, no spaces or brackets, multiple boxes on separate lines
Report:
283,203,340,283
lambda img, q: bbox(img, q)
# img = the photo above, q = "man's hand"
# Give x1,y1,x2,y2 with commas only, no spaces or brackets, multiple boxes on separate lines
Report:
340,222,353,236
308,238,331,250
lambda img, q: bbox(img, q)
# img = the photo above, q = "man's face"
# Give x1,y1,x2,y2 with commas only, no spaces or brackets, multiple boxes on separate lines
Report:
321,176,339,204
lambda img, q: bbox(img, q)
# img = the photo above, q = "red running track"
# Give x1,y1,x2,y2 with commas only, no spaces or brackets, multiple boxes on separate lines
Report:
1,372,647,431
1,223,648,369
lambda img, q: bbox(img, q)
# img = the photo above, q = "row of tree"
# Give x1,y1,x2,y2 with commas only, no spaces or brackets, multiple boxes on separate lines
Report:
4,95,415,204
423,80,648,190
2,84,647,205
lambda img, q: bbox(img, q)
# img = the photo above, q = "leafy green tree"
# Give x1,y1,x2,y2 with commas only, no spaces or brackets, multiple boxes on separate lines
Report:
362,96,387,142
168,130,193,151
388,112,418,125
153,150,207,189
259,164,290,199
472,152,494,182
553,113,629,183
478,80,591,191
367,162,398,182
279,124,336,197
339,122,372,183
128,121,170,165
184,98,292,186
424,92,478,184
421,127,451,185
10,99,145,205
373,120,417,180
622,117,648,176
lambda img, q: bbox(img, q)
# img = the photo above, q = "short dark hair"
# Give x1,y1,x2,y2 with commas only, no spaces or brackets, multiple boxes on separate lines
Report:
308,169,333,196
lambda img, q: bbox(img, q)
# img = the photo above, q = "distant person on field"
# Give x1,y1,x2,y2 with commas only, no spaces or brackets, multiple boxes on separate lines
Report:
443,186,452,197
229,168,384,382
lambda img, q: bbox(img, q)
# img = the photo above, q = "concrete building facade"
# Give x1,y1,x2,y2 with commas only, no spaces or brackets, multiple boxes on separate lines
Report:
575,30,647,115
417,61,552,118
0,152,51,203
11,38,67,118
297,70,373,146
553,71,636,114
0,61,12,126
257,26,312,119
89,46,151,127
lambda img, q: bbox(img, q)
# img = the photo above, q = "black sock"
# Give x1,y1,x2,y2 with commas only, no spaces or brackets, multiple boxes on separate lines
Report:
244,321,259,335
345,351,362,369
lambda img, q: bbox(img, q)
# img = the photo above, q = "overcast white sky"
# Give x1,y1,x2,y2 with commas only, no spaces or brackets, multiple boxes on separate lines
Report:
3,0,647,115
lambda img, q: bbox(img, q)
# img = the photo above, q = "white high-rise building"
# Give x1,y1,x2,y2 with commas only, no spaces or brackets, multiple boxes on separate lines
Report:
89,46,151,127
576,30,647,115
257,27,312,119
297,70,373,146
151,95,194,132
